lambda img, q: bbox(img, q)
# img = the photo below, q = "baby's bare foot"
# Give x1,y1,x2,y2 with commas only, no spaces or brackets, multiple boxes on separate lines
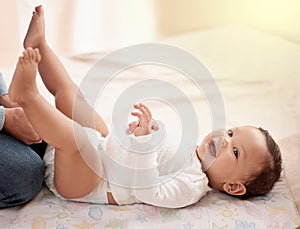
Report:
23,5,46,49
9,48,41,105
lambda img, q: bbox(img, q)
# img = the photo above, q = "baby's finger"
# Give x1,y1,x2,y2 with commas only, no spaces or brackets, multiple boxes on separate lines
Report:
133,104,141,109
151,124,159,130
131,111,142,117
140,104,152,119
132,104,147,117
149,119,159,130
128,121,139,134
137,104,150,119
129,121,139,128
133,104,145,116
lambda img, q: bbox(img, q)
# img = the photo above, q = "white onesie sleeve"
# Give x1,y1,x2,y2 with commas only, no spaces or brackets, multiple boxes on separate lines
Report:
133,152,209,208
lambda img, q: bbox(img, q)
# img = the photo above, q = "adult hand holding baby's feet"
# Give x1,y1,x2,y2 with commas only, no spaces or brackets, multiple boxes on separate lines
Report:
3,107,42,145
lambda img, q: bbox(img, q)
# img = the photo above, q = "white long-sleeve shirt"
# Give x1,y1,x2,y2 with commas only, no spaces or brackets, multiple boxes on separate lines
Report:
102,129,210,208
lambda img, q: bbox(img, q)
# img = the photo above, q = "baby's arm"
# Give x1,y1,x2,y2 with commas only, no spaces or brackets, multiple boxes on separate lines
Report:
128,103,159,136
133,164,209,208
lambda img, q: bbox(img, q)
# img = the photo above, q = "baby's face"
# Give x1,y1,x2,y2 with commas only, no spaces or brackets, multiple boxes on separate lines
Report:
196,126,269,191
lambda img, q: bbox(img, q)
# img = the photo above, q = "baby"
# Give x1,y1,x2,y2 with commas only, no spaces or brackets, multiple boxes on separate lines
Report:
8,6,282,208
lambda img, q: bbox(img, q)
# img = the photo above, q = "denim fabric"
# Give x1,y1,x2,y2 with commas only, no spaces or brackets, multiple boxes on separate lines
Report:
0,133,45,208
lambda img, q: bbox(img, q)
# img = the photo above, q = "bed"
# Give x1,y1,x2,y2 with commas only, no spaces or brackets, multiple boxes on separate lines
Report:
1,26,300,229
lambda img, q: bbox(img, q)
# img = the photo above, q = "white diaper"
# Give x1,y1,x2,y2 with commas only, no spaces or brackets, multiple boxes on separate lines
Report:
43,144,109,204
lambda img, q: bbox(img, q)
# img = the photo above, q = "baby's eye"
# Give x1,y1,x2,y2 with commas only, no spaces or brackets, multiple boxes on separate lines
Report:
228,129,233,137
233,147,239,159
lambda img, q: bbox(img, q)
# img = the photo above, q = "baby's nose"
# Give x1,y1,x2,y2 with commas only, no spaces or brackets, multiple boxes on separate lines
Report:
222,137,228,147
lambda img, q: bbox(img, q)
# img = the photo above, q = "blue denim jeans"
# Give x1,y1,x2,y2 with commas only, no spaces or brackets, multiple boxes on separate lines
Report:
0,132,45,208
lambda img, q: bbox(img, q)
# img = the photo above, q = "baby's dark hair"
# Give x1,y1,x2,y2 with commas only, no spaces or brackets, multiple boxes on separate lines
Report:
239,127,282,199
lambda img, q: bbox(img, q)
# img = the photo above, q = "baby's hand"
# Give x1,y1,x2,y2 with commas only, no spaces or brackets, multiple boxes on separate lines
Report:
128,103,159,136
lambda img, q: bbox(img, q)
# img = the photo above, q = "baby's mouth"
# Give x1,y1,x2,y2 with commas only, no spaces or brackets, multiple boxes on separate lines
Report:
208,134,224,158
200,133,224,172
209,139,217,157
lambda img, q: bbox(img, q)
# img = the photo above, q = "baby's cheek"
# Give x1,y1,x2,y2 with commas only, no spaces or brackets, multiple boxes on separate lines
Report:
196,145,205,161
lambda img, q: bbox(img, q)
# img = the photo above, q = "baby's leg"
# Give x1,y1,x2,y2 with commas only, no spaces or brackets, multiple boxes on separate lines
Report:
9,48,101,199
23,6,108,137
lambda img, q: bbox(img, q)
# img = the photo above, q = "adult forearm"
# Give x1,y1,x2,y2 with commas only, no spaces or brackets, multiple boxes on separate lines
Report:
0,106,5,130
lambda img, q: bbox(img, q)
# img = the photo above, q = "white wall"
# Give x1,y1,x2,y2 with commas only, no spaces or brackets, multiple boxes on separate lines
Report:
1,0,300,66
16,0,156,54
154,0,300,43
0,0,21,66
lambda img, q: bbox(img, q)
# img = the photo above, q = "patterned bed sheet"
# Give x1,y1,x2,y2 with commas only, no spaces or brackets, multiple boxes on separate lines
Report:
1,175,299,229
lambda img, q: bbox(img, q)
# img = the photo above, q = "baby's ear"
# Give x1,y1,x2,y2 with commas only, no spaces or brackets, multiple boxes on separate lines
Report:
222,182,247,196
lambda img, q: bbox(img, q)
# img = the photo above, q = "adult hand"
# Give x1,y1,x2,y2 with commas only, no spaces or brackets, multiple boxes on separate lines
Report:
128,103,159,137
3,107,42,145
0,93,18,108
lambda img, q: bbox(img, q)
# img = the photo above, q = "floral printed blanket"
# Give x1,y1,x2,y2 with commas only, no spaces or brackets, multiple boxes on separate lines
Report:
1,176,299,229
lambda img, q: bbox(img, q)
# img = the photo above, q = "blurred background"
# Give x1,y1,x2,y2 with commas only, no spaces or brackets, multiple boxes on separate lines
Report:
1,0,300,65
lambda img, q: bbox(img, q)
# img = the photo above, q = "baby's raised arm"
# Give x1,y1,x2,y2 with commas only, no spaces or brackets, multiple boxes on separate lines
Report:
128,103,159,136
